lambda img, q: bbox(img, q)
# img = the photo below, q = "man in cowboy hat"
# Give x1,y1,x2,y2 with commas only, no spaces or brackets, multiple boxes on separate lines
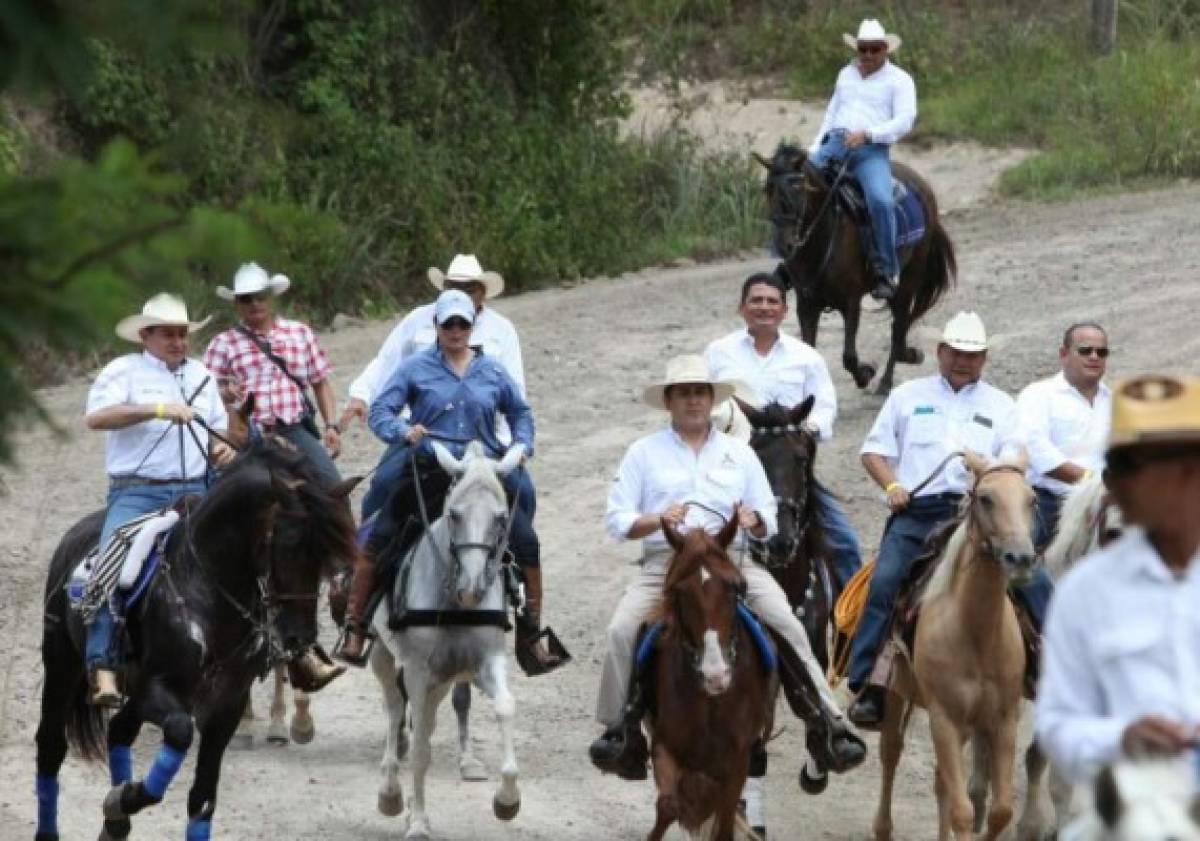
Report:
342,254,524,520
1037,374,1200,784
203,262,343,487
851,311,1053,726
808,18,916,301
84,293,233,705
590,354,865,781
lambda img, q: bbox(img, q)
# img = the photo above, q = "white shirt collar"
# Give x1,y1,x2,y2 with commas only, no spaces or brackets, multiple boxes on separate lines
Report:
667,423,718,450
1052,370,1110,402
140,350,182,374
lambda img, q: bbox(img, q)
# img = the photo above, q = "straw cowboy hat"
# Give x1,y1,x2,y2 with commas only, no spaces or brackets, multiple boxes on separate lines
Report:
115,293,211,343
1108,374,1200,450
843,19,902,52
940,311,988,352
215,262,291,301
643,354,737,410
427,254,505,299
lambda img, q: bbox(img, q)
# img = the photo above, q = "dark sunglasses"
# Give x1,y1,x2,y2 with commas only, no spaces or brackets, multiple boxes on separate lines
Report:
1075,345,1110,358
858,43,886,55
438,317,472,331
235,292,269,304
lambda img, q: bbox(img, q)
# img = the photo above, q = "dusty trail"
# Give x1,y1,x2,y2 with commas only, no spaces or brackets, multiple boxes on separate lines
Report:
3,166,1199,838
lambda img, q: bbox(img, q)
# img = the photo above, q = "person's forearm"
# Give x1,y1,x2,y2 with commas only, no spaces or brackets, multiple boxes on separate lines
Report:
1046,462,1089,484
86,404,157,431
312,379,337,426
626,514,663,539
862,453,899,490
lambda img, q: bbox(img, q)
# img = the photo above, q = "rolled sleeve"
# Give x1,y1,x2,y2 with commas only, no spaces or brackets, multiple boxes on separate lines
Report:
606,446,644,541
1017,387,1069,476
498,370,535,456
861,393,900,459
303,326,332,384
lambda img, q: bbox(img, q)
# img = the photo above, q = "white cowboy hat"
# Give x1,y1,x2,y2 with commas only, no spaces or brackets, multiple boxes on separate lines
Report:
427,254,505,299
215,262,291,301
643,354,737,410
940,311,988,352
433,289,476,326
115,293,212,343
842,19,902,52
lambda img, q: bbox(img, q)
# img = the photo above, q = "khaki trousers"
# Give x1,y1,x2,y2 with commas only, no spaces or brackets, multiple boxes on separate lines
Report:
595,553,843,727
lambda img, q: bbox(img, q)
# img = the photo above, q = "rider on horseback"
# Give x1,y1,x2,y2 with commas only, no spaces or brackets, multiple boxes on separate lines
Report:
808,19,916,302
83,294,234,706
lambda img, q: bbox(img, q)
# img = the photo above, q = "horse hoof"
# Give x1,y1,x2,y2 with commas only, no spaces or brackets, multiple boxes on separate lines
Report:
493,795,520,821
229,730,254,751
799,765,829,795
97,817,131,841
752,827,768,841
289,719,315,745
403,820,431,841
35,833,61,841
855,365,877,389
266,720,289,745
377,790,404,817
460,756,488,782
102,785,129,821
902,347,924,365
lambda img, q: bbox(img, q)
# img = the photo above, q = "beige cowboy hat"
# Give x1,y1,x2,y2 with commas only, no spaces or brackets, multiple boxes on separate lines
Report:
643,354,737,410
842,19,902,52
215,262,291,301
940,311,988,352
115,293,212,343
1108,374,1200,450
427,254,505,299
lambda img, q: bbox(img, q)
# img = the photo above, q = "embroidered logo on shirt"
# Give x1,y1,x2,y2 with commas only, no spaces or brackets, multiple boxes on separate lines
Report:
913,405,937,415
972,414,993,429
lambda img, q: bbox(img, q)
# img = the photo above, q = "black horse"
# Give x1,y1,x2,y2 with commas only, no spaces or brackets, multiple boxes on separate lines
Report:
34,437,359,841
756,143,956,394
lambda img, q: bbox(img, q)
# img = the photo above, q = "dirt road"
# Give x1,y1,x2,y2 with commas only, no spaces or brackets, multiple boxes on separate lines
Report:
3,169,1199,839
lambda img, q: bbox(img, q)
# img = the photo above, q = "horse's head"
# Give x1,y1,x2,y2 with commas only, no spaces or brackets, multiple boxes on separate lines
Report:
662,517,744,697
738,396,818,564
1091,760,1200,840
754,142,827,257
432,441,521,609
964,450,1037,584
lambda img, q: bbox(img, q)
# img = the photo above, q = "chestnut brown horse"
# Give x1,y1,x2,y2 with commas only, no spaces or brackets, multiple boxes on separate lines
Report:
646,518,772,841
756,143,956,394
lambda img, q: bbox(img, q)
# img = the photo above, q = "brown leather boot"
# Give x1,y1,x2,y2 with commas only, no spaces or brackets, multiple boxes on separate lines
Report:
517,567,563,671
89,668,122,708
337,557,376,666
288,645,346,692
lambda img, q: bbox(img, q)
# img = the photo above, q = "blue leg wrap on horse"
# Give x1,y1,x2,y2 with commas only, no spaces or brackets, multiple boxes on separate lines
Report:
143,744,187,799
185,817,213,841
36,774,59,836
109,745,133,786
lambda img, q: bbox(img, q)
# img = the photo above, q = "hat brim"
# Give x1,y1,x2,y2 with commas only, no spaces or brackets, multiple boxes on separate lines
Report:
642,381,736,410
428,267,505,299
215,277,290,301
940,339,988,353
843,33,902,51
115,314,212,343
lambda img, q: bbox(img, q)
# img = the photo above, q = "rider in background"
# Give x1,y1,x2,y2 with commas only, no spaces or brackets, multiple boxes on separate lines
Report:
84,293,232,706
808,18,916,302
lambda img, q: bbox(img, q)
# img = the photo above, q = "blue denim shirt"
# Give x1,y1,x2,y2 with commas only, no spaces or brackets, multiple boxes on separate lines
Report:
368,344,534,458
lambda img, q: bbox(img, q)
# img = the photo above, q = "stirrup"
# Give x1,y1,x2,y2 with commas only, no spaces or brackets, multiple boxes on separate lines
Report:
514,624,571,677
333,624,374,667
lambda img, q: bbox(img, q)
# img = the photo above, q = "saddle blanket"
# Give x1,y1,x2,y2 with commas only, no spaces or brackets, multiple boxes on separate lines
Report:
636,602,777,672
68,510,178,620
835,176,927,249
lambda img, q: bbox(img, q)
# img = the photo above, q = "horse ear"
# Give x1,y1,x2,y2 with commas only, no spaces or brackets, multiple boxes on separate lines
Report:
663,520,685,551
431,441,464,477
718,511,740,549
752,151,771,170
328,475,364,499
962,450,989,478
1008,444,1030,472
733,396,762,426
1094,764,1122,828
790,395,816,425
495,443,525,477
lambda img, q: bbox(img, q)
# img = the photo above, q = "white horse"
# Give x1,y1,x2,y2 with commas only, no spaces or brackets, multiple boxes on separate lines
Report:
370,440,524,840
1062,759,1200,840
1044,472,1124,578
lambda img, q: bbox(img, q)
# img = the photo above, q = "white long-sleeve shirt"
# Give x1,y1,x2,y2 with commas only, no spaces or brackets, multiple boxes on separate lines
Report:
1035,528,1200,784
606,426,778,558
703,329,838,440
861,375,1017,497
1015,372,1111,496
809,60,917,151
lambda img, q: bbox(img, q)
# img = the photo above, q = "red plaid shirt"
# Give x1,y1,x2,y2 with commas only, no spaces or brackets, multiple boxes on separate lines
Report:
203,318,332,426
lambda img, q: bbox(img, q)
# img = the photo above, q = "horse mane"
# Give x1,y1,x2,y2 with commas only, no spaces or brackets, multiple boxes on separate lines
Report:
1044,472,1106,578
918,506,973,606
445,450,507,509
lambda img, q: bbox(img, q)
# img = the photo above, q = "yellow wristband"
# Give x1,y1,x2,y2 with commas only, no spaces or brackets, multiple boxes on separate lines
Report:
155,402,165,419
884,482,903,494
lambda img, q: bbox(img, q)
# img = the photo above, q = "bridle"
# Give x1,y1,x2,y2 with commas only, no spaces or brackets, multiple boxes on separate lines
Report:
747,422,817,571
671,565,741,678
964,463,1031,564
767,156,850,265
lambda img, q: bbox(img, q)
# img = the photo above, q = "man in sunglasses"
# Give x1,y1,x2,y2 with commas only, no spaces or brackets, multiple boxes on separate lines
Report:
808,18,916,301
1036,374,1200,785
1016,322,1112,549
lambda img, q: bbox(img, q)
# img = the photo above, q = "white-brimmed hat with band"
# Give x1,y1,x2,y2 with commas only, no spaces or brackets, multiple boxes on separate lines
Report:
643,354,737,409
843,19,902,52
115,293,212,343
940,311,988,352
428,254,505,299
216,262,291,301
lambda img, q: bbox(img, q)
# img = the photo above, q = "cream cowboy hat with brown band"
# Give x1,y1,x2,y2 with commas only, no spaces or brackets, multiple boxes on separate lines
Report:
115,293,212,343
643,354,737,410
842,19,902,52
215,262,291,301
1108,374,1200,450
427,253,505,299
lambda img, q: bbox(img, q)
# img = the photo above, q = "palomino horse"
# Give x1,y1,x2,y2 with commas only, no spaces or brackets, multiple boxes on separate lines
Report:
370,441,524,840
34,438,358,841
756,143,956,394
647,518,772,841
873,452,1045,841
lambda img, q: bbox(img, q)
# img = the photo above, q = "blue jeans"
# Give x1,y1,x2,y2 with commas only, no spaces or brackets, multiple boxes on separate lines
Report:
848,494,962,690
86,480,206,670
363,441,410,521
814,484,862,588
1033,487,1063,552
809,130,899,278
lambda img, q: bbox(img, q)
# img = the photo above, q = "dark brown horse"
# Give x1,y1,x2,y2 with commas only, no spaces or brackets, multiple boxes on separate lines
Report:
756,143,956,394
647,518,772,841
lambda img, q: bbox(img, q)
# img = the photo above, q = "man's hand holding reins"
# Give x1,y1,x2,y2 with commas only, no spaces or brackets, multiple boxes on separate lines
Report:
405,423,428,446
885,483,910,512
845,130,869,149
1121,715,1199,758
734,503,768,539
159,403,195,425
340,397,367,429
211,441,237,467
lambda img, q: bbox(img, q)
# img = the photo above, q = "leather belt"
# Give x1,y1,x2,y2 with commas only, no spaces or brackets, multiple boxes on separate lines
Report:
109,476,205,490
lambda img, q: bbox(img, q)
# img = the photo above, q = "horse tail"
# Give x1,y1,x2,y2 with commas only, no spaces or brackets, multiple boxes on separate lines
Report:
907,217,957,325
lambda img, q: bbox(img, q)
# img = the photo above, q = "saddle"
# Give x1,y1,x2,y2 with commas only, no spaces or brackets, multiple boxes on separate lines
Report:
825,165,928,254
70,510,179,618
